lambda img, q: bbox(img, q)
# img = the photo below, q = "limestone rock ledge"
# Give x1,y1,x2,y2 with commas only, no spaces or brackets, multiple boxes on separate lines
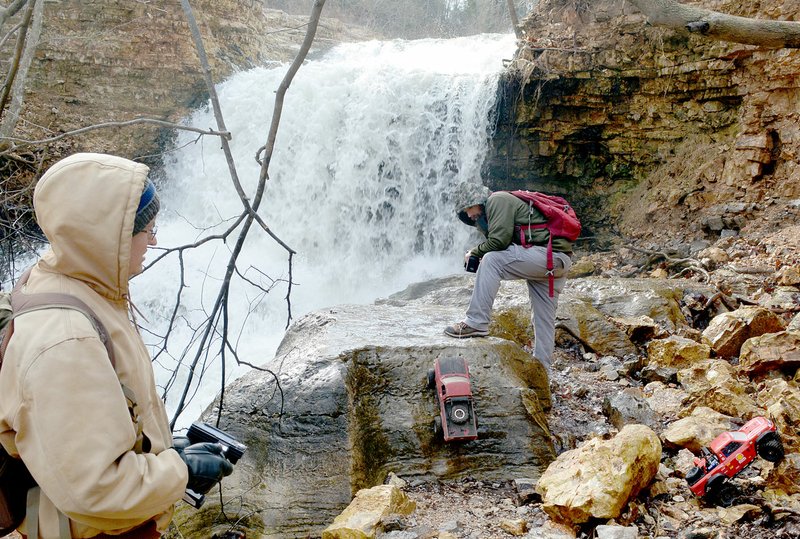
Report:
8,0,374,158
491,0,800,239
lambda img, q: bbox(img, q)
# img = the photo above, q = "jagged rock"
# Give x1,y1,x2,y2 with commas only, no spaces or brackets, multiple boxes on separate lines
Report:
767,453,800,495
661,407,736,452
602,388,659,430
756,378,800,452
639,364,679,385
536,425,661,525
513,478,540,506
381,531,416,538
701,306,785,358
568,257,596,278
643,382,687,419
776,265,800,286
499,518,528,536
789,313,800,332
385,473,408,489
760,286,800,312
717,504,762,526
613,315,667,343
739,331,800,375
322,484,416,539
595,525,638,539
534,278,711,357
677,360,763,418
647,336,711,368
674,449,698,478
684,528,719,539
556,297,637,357
697,247,729,269
526,521,578,539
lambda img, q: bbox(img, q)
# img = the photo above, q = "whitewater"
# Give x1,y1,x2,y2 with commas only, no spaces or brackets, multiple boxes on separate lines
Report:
133,33,517,428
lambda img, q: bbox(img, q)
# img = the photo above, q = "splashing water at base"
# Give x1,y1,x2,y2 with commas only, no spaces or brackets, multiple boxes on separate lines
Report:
134,33,516,428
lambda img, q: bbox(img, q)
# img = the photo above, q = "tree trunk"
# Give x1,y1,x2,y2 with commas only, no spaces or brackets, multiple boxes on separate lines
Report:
0,0,42,138
628,0,800,48
507,0,522,39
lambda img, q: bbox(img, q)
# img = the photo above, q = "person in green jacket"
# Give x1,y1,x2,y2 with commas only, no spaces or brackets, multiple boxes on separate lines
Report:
444,182,573,371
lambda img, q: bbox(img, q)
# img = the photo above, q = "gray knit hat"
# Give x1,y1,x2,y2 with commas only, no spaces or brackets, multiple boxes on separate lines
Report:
133,178,160,235
453,182,490,226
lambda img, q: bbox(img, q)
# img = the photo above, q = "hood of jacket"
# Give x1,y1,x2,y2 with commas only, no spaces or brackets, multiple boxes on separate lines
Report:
33,153,150,301
453,182,491,226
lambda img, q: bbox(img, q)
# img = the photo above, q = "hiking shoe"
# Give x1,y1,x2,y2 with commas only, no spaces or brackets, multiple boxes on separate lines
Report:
444,321,488,338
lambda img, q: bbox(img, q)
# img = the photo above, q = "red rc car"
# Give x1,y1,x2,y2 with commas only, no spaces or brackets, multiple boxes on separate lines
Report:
427,355,478,442
686,416,784,506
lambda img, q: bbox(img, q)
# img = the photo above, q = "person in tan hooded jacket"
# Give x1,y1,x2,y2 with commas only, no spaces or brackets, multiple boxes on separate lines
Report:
0,153,232,538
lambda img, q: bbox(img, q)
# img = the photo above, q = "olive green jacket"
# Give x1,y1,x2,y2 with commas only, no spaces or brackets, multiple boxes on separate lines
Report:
467,191,573,258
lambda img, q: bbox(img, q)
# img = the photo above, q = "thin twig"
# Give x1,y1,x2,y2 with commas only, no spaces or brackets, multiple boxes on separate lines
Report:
0,118,230,154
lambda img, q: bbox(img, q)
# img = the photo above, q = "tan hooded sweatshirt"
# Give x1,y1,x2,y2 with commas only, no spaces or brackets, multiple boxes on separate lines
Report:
0,153,187,538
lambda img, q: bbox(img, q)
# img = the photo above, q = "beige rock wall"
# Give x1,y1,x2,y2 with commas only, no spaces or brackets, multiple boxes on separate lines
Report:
6,0,373,160
492,0,800,240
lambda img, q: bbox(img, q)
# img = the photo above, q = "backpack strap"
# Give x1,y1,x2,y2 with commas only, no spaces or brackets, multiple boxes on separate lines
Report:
7,269,116,368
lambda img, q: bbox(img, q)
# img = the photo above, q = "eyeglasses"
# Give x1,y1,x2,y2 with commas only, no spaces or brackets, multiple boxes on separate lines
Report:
145,227,158,241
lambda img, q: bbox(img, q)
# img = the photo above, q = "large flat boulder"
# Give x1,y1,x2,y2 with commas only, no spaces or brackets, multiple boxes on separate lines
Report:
179,299,553,536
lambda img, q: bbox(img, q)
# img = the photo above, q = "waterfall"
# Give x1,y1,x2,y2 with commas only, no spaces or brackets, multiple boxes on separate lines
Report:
135,33,516,427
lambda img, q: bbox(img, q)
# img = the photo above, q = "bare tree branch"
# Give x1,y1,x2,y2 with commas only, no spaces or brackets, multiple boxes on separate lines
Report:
0,118,230,154
0,0,28,29
0,20,23,50
168,0,323,430
627,0,800,47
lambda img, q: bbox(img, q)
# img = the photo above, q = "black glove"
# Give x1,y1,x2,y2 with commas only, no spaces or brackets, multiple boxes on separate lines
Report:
173,436,191,453
177,442,234,495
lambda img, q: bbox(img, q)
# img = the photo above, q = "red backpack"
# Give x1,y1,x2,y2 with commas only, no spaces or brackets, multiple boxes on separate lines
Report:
507,190,581,297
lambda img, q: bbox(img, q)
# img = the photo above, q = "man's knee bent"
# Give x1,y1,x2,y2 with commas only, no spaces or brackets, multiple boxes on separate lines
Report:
480,250,505,270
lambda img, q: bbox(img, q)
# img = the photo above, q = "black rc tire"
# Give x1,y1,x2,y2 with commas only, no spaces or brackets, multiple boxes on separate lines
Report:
757,434,785,463
427,369,435,390
706,475,736,507
714,481,738,507
433,416,443,437
686,466,704,486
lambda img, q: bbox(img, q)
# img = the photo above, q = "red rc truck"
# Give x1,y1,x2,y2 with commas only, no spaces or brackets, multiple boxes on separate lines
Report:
686,416,784,506
427,355,478,442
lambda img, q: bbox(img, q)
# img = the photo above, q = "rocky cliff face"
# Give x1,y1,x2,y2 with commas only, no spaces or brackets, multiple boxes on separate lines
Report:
490,0,800,243
11,0,373,161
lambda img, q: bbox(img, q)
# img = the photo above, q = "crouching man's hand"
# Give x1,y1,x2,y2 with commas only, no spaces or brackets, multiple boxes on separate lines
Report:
177,442,234,494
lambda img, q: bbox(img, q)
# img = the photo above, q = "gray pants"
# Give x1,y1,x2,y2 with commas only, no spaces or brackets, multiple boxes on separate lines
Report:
464,244,572,370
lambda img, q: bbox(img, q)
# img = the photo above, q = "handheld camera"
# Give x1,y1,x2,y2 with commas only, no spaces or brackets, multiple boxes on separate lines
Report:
465,255,480,273
182,422,247,508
